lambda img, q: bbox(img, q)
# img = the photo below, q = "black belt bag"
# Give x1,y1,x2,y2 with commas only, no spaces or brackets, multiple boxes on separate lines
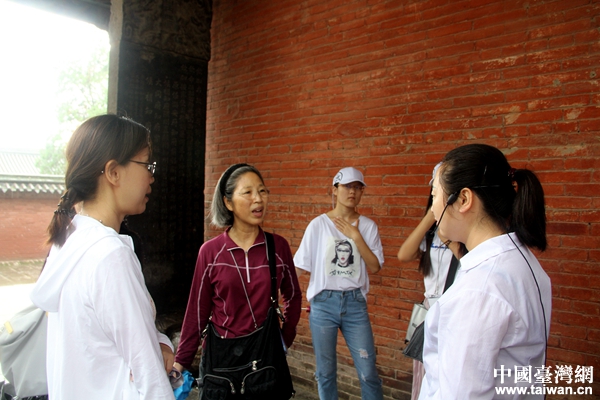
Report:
201,232,295,400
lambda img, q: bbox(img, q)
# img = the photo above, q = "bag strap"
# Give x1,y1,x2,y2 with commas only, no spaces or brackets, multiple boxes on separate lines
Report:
443,255,459,293
265,232,277,303
265,232,285,323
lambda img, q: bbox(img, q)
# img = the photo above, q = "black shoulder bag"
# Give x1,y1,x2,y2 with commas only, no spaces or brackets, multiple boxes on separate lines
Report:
201,232,295,400
402,254,460,363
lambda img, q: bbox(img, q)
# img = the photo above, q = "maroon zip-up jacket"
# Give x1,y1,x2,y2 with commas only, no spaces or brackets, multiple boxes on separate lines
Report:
175,227,302,369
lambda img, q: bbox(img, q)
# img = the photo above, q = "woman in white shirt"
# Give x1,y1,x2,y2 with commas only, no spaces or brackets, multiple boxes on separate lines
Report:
294,167,384,400
420,143,551,399
30,115,174,400
397,163,464,400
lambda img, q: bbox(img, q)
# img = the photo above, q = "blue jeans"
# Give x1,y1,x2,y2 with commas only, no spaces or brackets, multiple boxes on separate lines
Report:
309,289,383,400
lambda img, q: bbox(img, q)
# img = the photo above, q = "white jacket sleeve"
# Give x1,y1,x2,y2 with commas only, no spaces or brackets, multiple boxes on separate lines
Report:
91,245,175,399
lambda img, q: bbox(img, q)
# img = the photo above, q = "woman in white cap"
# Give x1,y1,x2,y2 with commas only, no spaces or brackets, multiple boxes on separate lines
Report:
294,167,384,400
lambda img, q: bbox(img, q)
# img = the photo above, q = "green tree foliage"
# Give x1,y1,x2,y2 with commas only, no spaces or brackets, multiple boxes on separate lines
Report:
36,41,109,175
56,43,109,124
37,132,67,175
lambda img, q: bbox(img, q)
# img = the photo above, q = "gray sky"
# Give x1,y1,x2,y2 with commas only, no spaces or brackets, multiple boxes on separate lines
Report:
0,0,108,152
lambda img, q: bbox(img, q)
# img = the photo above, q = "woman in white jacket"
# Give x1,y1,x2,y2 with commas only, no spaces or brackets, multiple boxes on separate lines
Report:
30,115,174,400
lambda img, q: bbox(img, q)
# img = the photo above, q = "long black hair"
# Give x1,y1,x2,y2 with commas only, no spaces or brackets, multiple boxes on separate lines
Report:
418,195,436,277
439,143,547,251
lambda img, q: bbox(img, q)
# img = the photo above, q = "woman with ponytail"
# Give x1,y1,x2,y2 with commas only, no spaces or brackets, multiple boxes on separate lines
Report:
419,144,551,399
30,114,175,400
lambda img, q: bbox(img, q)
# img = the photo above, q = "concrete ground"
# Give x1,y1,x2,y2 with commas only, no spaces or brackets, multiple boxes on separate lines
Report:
0,260,319,400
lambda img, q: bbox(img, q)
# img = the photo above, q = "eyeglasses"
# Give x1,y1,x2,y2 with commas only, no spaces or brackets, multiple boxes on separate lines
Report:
129,160,156,176
340,183,364,191
237,188,270,200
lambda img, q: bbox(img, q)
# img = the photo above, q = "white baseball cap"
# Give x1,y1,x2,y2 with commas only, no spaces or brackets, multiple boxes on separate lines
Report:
333,167,367,187
429,162,443,186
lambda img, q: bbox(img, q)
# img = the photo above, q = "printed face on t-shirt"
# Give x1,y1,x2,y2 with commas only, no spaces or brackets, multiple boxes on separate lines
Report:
325,238,361,279
333,242,352,267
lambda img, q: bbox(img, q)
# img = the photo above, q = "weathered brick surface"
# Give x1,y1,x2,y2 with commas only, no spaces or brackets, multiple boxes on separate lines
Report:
206,0,600,398
0,197,54,261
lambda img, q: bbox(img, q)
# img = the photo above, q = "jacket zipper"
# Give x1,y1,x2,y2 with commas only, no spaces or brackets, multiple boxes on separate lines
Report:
240,364,276,395
245,250,250,283
204,373,236,394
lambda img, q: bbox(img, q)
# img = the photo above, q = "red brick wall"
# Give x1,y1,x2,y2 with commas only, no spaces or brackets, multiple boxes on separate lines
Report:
0,197,54,261
206,0,600,398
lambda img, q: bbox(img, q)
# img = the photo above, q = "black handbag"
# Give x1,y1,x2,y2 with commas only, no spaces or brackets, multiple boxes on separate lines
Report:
402,320,425,362
402,254,460,362
201,232,295,400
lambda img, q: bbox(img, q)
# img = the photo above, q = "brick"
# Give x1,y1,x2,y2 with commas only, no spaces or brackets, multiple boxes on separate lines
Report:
0,198,55,261
205,0,600,396
547,222,591,237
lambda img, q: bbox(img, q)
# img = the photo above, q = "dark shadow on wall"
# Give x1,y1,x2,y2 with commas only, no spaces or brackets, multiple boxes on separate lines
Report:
117,41,208,315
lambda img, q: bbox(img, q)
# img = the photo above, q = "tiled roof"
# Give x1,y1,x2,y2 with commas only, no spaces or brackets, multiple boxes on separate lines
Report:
0,152,64,195
0,151,41,175
0,174,65,195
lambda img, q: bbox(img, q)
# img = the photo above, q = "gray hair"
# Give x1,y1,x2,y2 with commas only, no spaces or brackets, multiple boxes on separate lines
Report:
210,164,265,228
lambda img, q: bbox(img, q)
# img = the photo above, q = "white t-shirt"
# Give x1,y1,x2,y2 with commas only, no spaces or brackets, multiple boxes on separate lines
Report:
419,234,454,301
294,214,384,302
419,233,551,400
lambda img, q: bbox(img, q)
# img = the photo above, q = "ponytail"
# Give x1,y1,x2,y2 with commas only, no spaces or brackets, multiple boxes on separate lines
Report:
511,169,547,251
47,188,79,247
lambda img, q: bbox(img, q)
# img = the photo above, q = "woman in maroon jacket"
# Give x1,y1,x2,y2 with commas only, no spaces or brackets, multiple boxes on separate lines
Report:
173,163,302,388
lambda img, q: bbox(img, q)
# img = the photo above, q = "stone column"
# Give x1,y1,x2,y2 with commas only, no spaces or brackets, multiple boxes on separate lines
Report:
108,0,212,313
